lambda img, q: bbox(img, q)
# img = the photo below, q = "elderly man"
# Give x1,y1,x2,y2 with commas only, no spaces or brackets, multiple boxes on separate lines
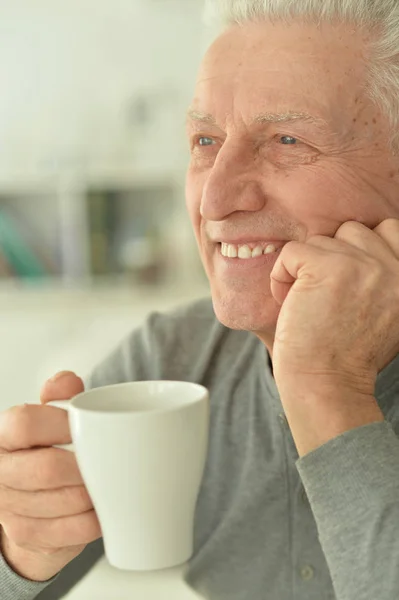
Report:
1,1,399,599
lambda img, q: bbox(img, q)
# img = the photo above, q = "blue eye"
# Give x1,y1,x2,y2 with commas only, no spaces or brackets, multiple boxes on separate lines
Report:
198,137,215,146
280,136,298,145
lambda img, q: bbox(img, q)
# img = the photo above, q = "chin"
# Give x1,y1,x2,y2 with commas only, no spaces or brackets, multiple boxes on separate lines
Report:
210,286,280,333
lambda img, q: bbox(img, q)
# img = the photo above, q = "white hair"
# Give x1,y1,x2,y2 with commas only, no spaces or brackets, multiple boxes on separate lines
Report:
203,0,399,154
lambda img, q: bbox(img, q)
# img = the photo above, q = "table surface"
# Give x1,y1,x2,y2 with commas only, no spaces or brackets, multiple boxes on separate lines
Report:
63,557,202,600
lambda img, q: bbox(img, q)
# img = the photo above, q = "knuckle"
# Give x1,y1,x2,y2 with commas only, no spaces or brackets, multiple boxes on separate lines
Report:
61,485,93,514
72,486,93,511
82,511,102,542
1,405,35,448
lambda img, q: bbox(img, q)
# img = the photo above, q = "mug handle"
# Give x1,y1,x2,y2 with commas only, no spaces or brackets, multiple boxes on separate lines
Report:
46,400,74,452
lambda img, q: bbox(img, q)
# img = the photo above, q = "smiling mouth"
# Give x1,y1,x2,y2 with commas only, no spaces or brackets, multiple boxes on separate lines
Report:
219,241,282,259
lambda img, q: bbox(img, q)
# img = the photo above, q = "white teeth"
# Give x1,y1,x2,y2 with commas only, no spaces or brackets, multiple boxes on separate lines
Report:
228,245,238,258
220,242,279,259
237,245,252,259
252,246,263,258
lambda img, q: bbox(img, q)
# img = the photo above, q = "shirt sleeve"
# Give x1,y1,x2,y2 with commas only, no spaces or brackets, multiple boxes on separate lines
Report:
0,546,59,600
296,420,399,600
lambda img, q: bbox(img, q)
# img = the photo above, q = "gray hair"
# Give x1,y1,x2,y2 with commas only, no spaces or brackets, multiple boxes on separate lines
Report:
203,0,399,154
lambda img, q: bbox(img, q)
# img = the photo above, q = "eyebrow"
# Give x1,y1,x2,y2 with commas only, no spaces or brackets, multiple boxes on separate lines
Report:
187,109,217,124
187,108,331,130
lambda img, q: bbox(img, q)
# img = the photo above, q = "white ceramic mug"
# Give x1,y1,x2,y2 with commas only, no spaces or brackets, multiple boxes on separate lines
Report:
47,381,209,572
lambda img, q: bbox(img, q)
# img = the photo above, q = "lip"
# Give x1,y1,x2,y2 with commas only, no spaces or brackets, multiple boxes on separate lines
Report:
214,238,288,248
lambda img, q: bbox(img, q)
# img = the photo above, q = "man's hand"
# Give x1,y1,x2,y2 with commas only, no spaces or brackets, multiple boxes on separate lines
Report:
269,218,399,456
0,372,102,582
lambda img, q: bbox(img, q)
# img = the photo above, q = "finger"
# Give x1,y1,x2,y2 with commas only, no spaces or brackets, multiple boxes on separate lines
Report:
0,404,71,452
270,241,327,305
305,222,398,266
0,448,84,490
40,371,84,405
1,509,102,549
0,484,93,518
334,220,394,261
373,218,399,259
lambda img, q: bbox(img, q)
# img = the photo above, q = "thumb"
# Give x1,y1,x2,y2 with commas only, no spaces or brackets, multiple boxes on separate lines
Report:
270,276,294,306
270,254,296,306
40,370,85,405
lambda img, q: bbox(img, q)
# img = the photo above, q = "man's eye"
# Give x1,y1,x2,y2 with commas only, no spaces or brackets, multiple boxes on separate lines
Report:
197,136,215,147
279,135,298,145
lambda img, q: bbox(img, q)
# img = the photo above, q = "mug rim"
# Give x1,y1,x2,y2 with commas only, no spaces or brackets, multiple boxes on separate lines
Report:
69,380,209,416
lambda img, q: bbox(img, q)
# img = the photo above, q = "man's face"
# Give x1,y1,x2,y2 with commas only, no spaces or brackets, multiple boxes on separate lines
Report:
186,20,399,339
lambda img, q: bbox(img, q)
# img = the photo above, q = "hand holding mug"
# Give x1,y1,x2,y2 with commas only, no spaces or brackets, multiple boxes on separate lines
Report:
47,379,209,572
0,372,101,582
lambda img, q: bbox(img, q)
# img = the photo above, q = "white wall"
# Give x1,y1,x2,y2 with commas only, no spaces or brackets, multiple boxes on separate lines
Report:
0,1,210,411
0,0,204,175
0,283,210,412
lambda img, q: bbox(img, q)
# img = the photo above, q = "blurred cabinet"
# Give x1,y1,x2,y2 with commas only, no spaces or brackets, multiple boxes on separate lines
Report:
0,168,205,289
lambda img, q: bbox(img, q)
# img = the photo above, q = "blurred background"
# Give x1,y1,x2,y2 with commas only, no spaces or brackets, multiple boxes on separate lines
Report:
0,0,211,410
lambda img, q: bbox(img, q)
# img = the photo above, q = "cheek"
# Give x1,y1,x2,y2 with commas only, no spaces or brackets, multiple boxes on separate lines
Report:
275,163,380,229
272,168,332,224
186,168,206,242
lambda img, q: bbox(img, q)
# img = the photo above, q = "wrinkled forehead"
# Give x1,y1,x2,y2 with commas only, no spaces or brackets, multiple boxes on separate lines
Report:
193,20,370,130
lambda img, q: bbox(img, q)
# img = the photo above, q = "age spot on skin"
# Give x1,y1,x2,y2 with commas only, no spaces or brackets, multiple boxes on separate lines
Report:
353,118,357,123
364,121,369,126
372,118,377,124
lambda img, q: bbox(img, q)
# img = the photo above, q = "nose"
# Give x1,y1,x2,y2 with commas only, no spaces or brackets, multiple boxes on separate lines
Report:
200,144,266,222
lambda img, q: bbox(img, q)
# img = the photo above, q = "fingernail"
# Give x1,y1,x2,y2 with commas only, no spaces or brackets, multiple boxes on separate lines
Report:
48,371,73,383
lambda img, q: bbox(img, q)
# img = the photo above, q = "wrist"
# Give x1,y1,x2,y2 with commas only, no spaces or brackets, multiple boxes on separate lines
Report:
278,382,384,457
0,528,67,583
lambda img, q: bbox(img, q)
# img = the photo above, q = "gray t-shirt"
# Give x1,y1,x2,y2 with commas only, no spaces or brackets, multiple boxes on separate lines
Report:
1,297,399,600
